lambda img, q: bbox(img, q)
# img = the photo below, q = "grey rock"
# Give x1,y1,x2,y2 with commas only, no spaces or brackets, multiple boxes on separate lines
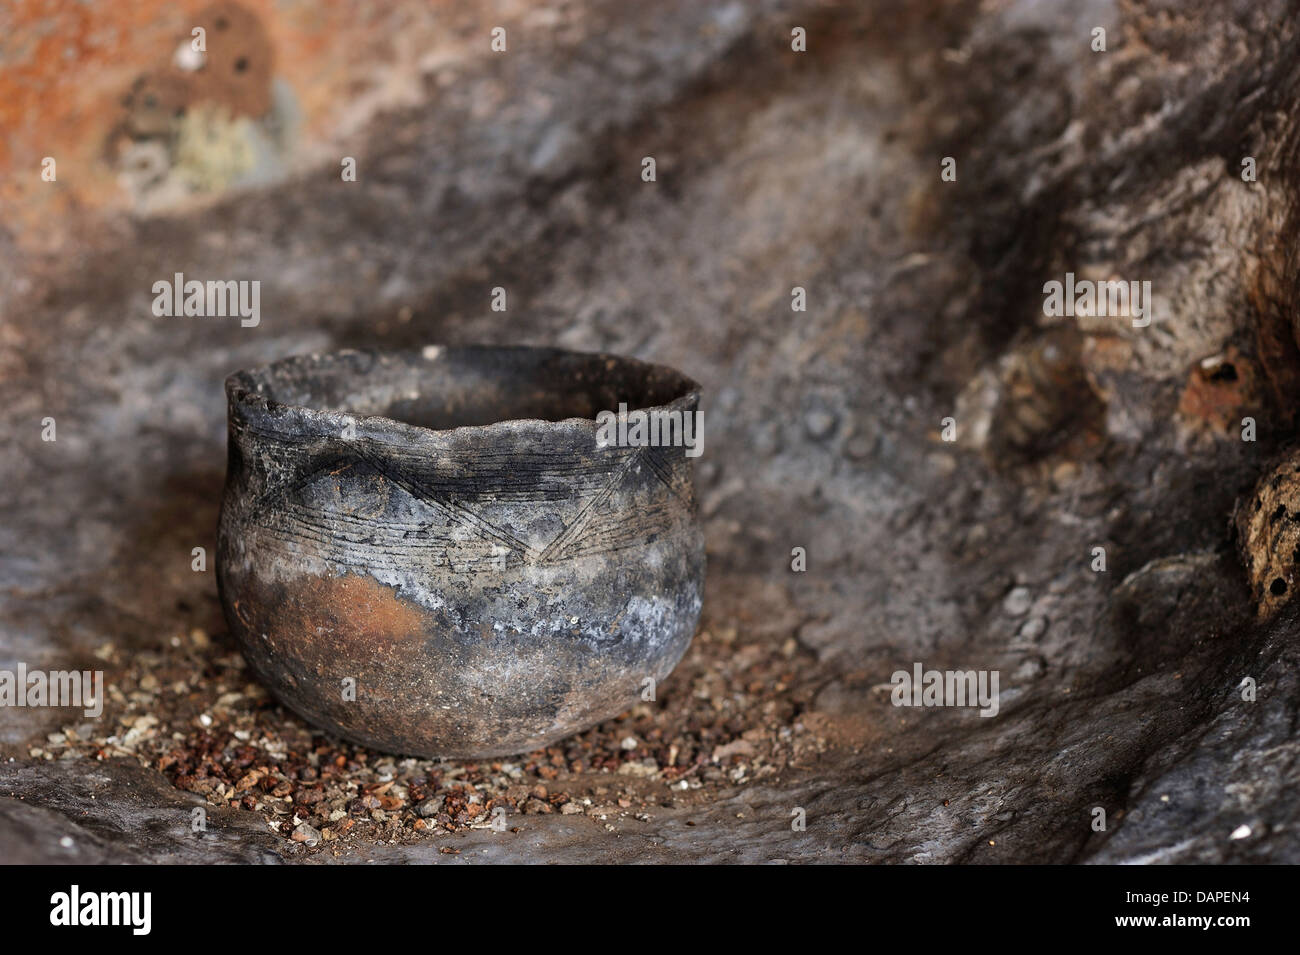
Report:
0,760,283,864
3,0,1300,864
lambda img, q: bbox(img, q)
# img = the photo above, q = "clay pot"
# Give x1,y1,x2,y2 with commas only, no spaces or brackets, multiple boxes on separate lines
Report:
217,346,705,758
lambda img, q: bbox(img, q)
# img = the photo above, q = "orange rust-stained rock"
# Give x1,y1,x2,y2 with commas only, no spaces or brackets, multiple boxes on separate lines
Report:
1176,347,1260,441
0,0,495,235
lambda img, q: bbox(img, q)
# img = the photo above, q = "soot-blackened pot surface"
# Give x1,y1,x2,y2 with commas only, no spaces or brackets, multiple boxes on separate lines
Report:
217,345,705,758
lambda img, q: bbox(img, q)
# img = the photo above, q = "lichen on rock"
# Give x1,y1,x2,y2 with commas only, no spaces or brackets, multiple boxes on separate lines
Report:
1235,449,1300,617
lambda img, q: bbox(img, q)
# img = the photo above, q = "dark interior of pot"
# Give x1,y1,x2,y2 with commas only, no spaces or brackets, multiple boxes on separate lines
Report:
238,345,698,429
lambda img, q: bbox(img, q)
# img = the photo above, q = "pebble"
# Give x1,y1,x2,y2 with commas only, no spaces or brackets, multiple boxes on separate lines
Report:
805,409,837,440
1018,617,1047,641
1003,586,1033,617
1014,657,1045,681
1052,461,1079,485
290,823,321,847
843,429,877,460
617,760,659,777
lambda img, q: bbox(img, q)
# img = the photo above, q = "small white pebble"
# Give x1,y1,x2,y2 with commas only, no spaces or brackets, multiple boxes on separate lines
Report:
1018,617,1047,641
1003,586,1033,617
59,836,74,848
1230,824,1251,840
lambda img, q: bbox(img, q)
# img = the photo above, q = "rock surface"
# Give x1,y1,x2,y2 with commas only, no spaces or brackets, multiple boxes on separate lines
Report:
3,0,1300,862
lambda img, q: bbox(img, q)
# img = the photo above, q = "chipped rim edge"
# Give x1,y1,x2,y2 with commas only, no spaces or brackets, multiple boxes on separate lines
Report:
224,344,704,447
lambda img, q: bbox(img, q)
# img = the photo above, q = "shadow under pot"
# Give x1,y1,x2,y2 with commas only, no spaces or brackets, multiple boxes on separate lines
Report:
217,345,705,759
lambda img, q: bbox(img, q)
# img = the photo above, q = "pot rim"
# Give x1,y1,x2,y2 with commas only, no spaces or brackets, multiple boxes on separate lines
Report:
225,344,703,444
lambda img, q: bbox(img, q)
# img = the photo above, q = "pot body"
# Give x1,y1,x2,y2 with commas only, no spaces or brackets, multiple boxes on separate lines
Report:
217,347,704,758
